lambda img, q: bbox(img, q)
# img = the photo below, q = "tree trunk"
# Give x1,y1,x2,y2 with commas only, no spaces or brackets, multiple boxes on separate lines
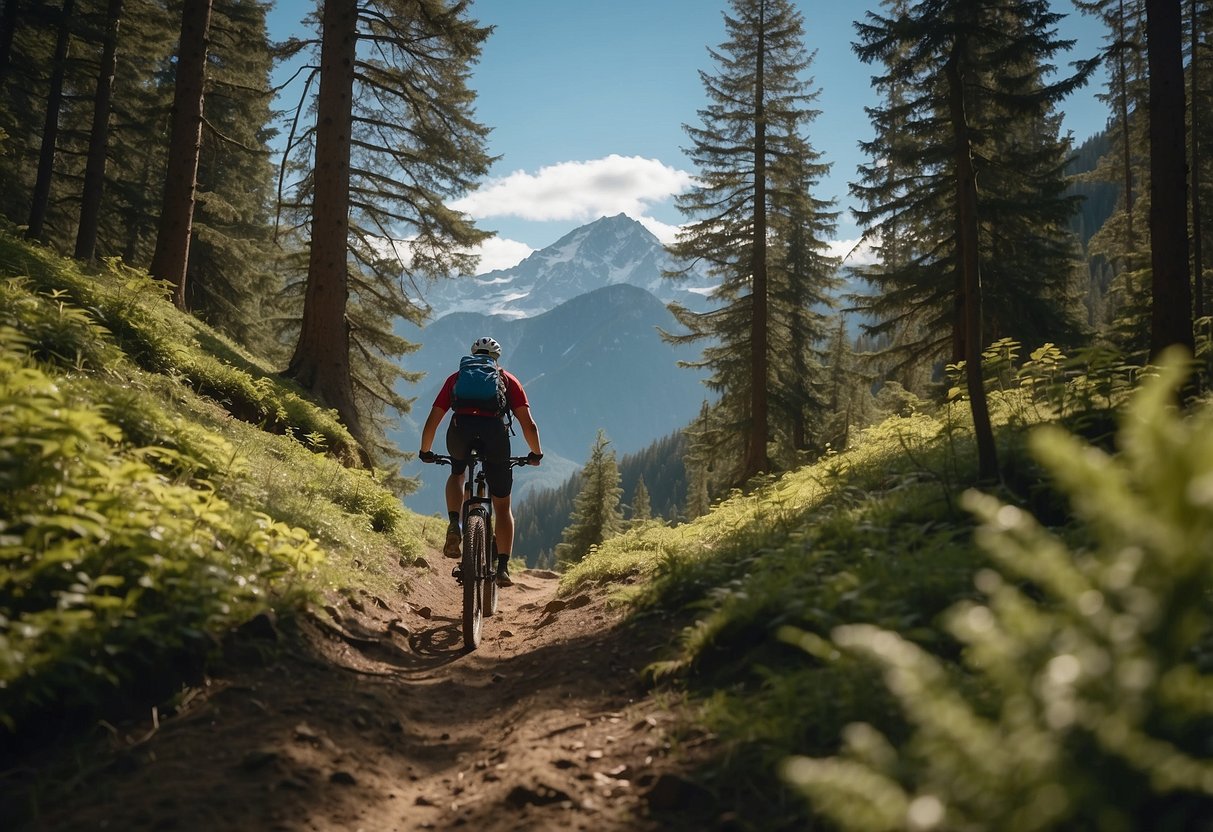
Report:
26,0,74,242
746,4,770,481
75,0,124,261
1146,0,1194,359
0,0,19,77
945,42,998,483
149,0,212,310
285,0,366,452
1191,0,1205,319
1119,0,1137,258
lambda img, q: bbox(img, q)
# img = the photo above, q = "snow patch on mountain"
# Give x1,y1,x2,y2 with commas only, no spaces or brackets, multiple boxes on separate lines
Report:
418,213,715,320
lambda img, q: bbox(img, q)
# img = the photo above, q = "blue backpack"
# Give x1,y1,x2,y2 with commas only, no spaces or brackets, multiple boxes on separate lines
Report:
452,353,509,416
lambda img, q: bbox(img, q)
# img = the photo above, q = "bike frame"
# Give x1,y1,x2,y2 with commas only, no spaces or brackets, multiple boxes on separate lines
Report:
424,451,530,650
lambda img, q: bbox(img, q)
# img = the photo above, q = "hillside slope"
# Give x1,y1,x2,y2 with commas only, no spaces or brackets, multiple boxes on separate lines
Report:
0,231,716,831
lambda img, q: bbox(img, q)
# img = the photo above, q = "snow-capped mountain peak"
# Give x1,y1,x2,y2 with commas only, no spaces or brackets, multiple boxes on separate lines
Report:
419,214,713,320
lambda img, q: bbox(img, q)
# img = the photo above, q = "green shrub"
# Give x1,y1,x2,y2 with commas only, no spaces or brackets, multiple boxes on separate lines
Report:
0,332,324,730
782,350,1213,831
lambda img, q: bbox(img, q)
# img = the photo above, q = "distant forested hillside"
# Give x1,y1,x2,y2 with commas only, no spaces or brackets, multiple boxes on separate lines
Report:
514,431,687,566
1067,130,1119,247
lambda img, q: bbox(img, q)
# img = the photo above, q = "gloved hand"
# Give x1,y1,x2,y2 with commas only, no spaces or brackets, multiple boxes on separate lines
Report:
527,451,543,466
419,450,437,463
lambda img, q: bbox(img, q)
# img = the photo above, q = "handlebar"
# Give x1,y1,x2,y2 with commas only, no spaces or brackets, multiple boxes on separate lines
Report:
421,453,537,467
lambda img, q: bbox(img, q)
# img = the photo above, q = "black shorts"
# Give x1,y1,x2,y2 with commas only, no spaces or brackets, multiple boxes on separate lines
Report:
445,414,512,498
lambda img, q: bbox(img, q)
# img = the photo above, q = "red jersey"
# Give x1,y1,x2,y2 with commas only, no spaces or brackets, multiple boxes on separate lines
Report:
432,367,529,418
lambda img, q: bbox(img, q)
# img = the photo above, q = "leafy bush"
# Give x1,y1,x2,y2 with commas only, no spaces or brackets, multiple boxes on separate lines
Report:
0,232,360,461
0,331,325,729
782,351,1213,831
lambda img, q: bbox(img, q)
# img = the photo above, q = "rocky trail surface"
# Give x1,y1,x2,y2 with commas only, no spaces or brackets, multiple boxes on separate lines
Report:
3,553,721,832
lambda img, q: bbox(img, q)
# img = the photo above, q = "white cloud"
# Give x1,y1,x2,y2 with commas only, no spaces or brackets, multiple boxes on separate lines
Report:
452,154,694,223
635,215,684,245
470,236,536,273
827,237,879,267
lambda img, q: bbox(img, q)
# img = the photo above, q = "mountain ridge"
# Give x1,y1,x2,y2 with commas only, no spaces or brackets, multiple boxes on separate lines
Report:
392,281,709,512
418,213,715,320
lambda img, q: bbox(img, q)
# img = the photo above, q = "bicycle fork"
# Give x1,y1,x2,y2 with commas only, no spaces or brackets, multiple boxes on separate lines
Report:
453,477,496,585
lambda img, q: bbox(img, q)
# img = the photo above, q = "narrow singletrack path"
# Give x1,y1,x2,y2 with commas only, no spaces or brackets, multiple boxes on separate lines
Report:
6,552,712,832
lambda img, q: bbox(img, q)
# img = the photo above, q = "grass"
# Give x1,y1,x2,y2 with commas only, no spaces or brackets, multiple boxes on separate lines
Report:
0,230,430,734
558,344,1150,826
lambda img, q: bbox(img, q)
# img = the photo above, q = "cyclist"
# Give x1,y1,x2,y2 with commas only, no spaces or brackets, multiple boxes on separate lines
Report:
418,336,542,587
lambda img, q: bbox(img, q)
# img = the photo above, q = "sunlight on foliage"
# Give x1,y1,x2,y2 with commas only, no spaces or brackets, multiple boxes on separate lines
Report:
0,233,425,735
781,350,1213,830
0,334,324,728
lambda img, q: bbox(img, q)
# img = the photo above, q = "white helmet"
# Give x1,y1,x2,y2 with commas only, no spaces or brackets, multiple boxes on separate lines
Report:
471,336,501,358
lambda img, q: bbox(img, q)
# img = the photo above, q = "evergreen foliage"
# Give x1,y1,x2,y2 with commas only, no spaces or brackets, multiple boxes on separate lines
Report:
0,231,424,736
782,351,1213,831
665,0,836,484
851,0,1094,367
559,337,1146,827
554,430,624,567
514,430,687,566
1075,0,1154,359
0,0,282,356
629,475,652,524
185,0,282,354
280,0,493,461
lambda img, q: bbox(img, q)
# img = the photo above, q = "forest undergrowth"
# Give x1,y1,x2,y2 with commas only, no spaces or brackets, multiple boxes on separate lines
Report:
5,229,1213,830
562,340,1213,830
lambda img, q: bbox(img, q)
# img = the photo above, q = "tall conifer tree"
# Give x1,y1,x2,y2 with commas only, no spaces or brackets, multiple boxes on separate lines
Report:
186,0,280,353
25,0,74,243
1076,0,1153,354
852,0,1094,480
282,0,492,459
149,0,212,310
665,0,830,484
75,0,123,260
1146,0,1195,359
630,476,652,524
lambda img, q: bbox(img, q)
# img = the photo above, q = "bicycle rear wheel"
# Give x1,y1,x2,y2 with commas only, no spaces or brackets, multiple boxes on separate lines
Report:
462,511,487,650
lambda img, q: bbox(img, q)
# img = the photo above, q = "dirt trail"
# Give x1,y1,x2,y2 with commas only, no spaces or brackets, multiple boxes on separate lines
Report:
5,555,718,832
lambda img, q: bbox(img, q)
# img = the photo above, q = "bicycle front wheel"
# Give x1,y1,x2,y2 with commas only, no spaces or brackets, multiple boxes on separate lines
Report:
462,511,487,650
483,538,499,618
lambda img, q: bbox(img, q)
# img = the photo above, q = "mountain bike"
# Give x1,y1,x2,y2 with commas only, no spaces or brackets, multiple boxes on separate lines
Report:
424,451,531,651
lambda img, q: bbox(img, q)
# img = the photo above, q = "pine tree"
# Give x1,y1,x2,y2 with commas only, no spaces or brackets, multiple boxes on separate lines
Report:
665,0,830,484
684,462,711,521
1191,0,1209,318
74,0,123,261
0,0,179,263
149,0,212,310
1146,0,1195,360
104,0,176,266
185,0,281,354
25,0,75,243
282,0,492,460
682,401,716,521
768,151,840,457
555,430,623,566
629,475,651,524
851,0,1095,481
1075,0,1152,355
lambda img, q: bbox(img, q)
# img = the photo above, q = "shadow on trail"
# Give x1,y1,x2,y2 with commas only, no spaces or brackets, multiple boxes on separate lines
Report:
407,617,466,659
6,582,695,832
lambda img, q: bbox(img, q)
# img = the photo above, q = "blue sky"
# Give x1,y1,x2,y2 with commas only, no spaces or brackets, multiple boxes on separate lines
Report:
267,0,1110,272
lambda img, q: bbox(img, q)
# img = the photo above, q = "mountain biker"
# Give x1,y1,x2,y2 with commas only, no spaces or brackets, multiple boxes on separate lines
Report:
418,336,542,587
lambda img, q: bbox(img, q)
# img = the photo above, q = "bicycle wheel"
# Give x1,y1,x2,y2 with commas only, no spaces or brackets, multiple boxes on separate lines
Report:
483,538,499,617
461,510,487,649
